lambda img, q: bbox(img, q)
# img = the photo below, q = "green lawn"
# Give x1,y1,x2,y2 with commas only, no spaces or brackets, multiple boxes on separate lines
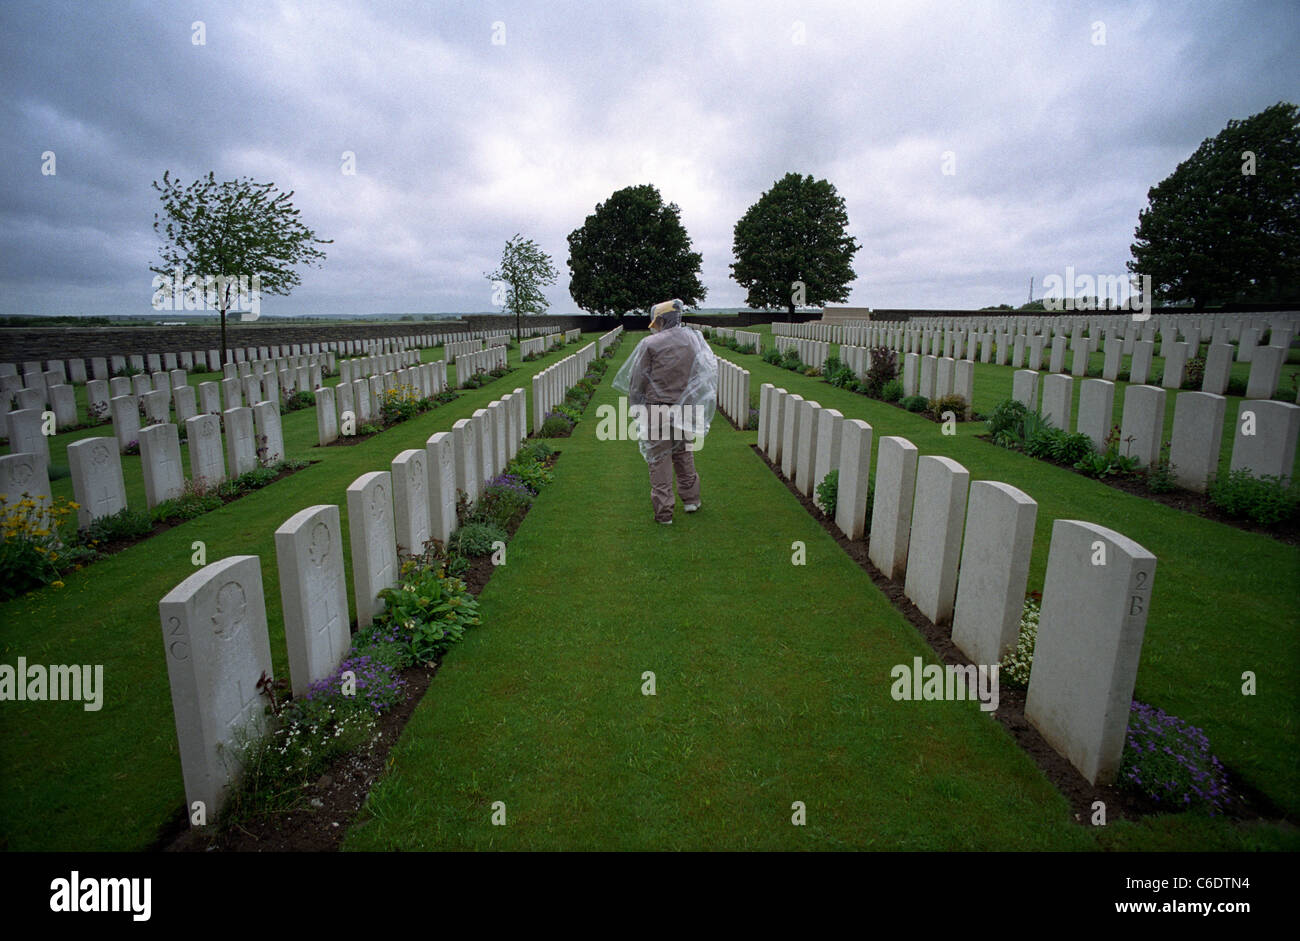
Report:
704,330,1300,819
0,337,588,852
343,335,1297,851
2,329,1295,852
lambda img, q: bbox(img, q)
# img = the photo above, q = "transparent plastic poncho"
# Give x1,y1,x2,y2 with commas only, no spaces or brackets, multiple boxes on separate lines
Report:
611,324,718,462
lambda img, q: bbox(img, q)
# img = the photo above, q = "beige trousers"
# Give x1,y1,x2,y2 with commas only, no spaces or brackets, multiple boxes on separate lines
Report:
645,437,701,522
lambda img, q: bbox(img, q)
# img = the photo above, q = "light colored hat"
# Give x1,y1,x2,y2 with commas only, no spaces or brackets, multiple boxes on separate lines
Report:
649,299,684,330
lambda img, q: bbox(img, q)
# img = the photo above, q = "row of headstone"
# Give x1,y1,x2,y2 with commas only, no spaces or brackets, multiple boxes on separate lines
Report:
520,336,547,358
1012,371,1300,488
318,360,450,445
777,311,1298,350
756,382,1159,787
900,353,975,407
716,356,751,430
532,344,596,433
564,329,581,343
596,326,623,356
337,350,418,384
444,338,485,365
156,384,532,824
454,346,509,388
773,336,830,370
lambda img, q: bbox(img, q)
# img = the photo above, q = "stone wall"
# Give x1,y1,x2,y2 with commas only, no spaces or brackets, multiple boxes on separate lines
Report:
0,315,615,363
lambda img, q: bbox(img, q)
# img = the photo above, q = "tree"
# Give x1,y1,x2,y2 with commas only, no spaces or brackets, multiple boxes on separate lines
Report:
151,171,331,362
1128,102,1300,308
567,184,706,315
484,234,558,340
731,172,860,318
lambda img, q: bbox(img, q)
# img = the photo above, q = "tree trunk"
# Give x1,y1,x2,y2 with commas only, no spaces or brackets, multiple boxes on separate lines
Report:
220,306,228,366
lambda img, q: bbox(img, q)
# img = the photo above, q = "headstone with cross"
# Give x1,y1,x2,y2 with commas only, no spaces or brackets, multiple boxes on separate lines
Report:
275,505,350,697
346,471,398,631
158,555,273,824
67,437,127,527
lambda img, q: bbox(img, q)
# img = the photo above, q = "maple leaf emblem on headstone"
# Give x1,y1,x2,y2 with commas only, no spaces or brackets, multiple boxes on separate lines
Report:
211,581,247,640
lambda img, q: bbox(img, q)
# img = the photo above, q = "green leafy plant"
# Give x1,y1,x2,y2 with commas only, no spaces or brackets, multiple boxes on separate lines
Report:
1073,425,1142,479
448,521,508,558
880,378,903,402
927,393,969,422
540,414,573,438
815,469,838,518
281,390,316,414
1206,469,1300,525
81,505,154,545
1146,440,1179,493
861,347,898,398
900,395,928,413
470,474,535,530
376,554,481,663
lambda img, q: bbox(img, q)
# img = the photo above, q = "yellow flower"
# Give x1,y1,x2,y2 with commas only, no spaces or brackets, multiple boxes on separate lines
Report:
52,580,64,589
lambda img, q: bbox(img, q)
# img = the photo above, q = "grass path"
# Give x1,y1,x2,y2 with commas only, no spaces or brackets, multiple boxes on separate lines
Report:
711,337,1300,818
344,337,1294,850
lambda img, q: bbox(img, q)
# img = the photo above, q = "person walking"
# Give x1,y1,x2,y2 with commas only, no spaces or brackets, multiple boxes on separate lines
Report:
612,299,717,525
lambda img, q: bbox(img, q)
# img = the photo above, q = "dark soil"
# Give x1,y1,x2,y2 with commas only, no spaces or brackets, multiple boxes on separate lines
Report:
973,433,1299,546
749,442,1286,827
457,450,561,596
161,661,439,853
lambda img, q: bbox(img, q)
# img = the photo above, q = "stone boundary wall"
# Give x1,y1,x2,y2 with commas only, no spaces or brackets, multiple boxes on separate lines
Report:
0,315,613,363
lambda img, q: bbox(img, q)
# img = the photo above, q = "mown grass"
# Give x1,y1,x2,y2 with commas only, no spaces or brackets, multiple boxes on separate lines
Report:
0,338,588,852
709,330,1300,818
345,334,1296,850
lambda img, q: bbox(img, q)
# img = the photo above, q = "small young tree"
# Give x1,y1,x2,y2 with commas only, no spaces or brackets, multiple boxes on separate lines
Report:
485,234,558,340
151,171,331,362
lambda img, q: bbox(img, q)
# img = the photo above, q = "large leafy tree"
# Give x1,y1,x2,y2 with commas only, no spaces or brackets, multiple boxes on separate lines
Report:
567,184,706,315
731,172,860,318
1128,102,1300,308
151,171,331,361
485,233,558,340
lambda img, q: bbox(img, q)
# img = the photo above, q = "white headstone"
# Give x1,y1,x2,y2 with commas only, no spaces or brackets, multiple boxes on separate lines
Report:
1169,391,1226,492
110,396,141,454
425,431,457,545
834,419,873,540
275,505,351,697
1230,399,1300,484
186,413,226,487
139,422,185,508
1025,520,1156,786
392,449,432,556
1119,385,1166,467
224,407,257,477
67,437,127,527
346,471,399,631
868,436,919,580
903,455,970,625
159,555,274,823
951,481,1038,666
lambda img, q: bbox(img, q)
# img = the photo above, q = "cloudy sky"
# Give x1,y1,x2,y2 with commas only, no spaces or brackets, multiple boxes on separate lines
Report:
1,0,1296,317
